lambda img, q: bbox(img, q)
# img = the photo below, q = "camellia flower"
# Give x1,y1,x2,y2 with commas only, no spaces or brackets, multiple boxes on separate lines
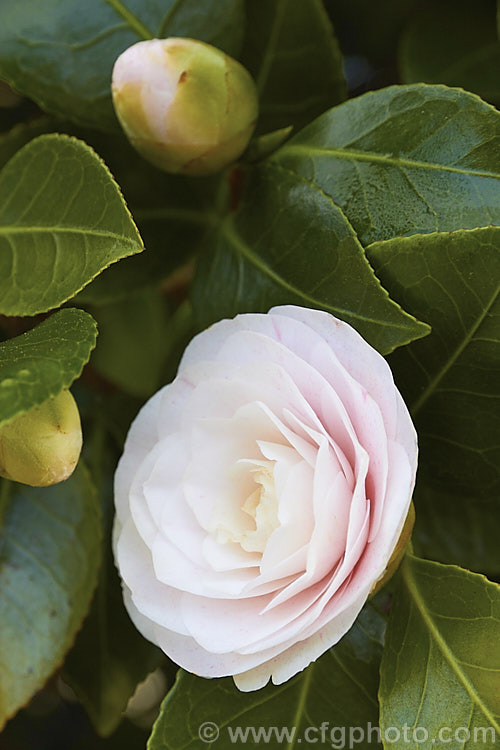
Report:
113,306,417,691
111,37,259,175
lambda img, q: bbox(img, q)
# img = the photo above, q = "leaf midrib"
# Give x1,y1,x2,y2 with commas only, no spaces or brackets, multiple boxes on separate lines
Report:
104,0,153,40
287,664,314,750
402,557,500,732
0,225,139,243
275,143,500,180
410,280,500,415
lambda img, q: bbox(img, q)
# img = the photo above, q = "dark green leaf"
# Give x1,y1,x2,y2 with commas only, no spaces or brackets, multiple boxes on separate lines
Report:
71,131,219,305
89,289,170,398
148,604,384,749
0,308,97,428
400,1,500,107
241,0,346,135
160,301,196,385
192,163,429,354
0,464,101,729
0,0,245,132
3,706,150,750
272,84,500,245
0,116,54,170
0,122,216,306
64,552,163,737
63,426,161,737
0,134,143,316
380,555,500,747
0,87,39,137
326,0,419,67
367,226,500,496
412,480,500,579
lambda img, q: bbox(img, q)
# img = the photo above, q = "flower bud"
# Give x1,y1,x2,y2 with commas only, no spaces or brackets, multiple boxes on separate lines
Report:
0,390,82,487
111,38,259,176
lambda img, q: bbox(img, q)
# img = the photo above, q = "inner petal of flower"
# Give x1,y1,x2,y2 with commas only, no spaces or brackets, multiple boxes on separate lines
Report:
216,461,280,554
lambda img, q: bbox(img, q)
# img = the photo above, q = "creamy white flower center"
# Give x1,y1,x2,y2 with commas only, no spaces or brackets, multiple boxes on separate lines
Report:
216,460,280,553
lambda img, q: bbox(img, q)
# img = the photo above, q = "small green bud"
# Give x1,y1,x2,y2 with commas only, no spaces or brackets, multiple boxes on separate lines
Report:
0,390,82,487
111,38,259,176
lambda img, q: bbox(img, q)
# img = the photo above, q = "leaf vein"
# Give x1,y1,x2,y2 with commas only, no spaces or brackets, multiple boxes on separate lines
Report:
103,0,153,39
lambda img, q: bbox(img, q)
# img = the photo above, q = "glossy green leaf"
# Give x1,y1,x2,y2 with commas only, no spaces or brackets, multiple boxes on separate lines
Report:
71,131,219,305
380,555,500,748
0,122,216,306
63,427,161,737
241,0,346,135
89,289,170,398
412,480,500,579
0,134,143,316
0,464,101,729
0,308,97,428
64,550,163,737
0,0,245,131
272,84,500,245
400,0,500,107
367,226,500,496
192,163,429,355
148,604,385,749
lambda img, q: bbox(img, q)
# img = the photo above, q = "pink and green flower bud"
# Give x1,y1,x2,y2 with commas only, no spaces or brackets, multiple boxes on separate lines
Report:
0,390,82,487
111,37,259,176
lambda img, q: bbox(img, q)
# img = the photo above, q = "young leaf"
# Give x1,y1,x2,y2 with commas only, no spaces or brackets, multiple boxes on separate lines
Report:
272,84,500,245
367,226,500,496
0,308,97,428
0,134,143,316
400,0,500,107
0,464,101,729
148,604,385,749
241,0,346,135
192,163,430,355
379,555,500,746
0,0,245,131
